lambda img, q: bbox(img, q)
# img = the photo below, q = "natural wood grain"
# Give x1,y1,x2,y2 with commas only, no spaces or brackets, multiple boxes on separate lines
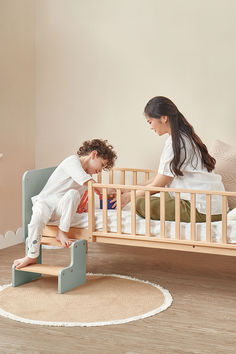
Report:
19,264,61,276
175,192,180,240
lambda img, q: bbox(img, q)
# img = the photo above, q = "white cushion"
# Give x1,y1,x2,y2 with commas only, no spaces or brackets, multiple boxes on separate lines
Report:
210,140,236,210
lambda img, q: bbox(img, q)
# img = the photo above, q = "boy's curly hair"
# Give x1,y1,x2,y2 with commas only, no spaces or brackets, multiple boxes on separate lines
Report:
77,139,117,170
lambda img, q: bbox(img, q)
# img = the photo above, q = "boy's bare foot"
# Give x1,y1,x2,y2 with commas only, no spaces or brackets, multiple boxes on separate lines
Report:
13,256,37,270
56,229,72,248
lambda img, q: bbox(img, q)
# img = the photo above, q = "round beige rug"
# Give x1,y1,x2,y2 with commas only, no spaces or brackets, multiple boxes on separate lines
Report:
0,273,172,326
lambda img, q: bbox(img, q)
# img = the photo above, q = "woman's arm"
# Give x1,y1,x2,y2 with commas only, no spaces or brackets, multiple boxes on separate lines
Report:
120,176,155,194
137,176,155,186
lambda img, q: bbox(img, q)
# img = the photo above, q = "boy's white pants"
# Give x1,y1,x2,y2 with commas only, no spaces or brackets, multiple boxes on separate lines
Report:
27,190,81,258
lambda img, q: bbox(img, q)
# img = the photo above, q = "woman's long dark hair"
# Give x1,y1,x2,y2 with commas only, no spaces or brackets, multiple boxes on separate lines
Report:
144,96,216,177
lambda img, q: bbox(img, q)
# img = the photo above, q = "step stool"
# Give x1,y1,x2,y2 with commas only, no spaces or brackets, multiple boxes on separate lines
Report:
12,238,87,294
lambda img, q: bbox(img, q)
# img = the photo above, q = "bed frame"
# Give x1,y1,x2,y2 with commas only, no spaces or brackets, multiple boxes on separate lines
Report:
12,166,236,293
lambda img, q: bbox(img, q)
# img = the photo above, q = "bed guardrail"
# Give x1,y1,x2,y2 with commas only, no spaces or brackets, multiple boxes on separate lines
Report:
89,167,236,256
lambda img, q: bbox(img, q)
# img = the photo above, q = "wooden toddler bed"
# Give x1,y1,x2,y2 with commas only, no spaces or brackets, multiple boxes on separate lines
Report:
12,166,236,293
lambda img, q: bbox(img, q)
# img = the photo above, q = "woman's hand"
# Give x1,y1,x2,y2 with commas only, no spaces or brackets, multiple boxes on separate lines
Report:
110,191,131,209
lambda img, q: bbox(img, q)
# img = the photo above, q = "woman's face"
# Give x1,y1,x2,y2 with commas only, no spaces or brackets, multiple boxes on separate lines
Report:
145,115,170,136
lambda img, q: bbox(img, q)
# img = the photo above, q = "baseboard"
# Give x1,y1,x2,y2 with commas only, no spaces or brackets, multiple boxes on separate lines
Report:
0,228,23,250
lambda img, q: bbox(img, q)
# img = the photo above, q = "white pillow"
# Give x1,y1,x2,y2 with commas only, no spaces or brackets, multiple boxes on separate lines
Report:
210,140,236,210
227,208,236,220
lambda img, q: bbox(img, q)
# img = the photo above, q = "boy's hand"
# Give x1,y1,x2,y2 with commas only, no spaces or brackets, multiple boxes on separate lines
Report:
110,192,131,209
107,187,117,198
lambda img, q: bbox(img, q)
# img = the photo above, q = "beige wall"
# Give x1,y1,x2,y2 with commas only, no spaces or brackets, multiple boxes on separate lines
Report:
35,0,236,171
1,0,236,236
0,0,35,235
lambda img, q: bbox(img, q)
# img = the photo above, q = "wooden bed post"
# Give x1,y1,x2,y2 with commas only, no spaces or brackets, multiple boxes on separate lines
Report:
88,180,95,242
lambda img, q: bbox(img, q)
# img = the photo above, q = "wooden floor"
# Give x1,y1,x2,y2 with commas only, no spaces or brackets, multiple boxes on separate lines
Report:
0,242,236,354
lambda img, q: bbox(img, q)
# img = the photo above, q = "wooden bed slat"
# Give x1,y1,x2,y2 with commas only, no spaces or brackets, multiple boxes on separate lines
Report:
103,188,108,232
222,195,228,244
145,191,151,236
117,188,122,234
206,194,212,242
133,171,137,185
175,192,180,240
109,169,113,184
121,170,125,185
97,172,102,183
131,190,136,235
88,181,95,239
190,193,196,241
160,191,165,238
145,172,150,182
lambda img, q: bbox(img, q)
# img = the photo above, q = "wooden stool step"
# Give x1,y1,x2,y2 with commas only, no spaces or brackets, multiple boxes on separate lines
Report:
19,264,62,276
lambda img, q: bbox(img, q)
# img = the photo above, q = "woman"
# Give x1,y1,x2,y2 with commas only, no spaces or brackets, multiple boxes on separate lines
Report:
115,96,224,222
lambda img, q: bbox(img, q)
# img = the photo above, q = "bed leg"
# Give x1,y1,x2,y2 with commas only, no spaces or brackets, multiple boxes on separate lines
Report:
58,239,86,294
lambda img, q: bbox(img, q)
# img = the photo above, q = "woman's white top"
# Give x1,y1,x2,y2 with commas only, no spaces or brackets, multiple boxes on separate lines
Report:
31,155,92,205
158,135,225,214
